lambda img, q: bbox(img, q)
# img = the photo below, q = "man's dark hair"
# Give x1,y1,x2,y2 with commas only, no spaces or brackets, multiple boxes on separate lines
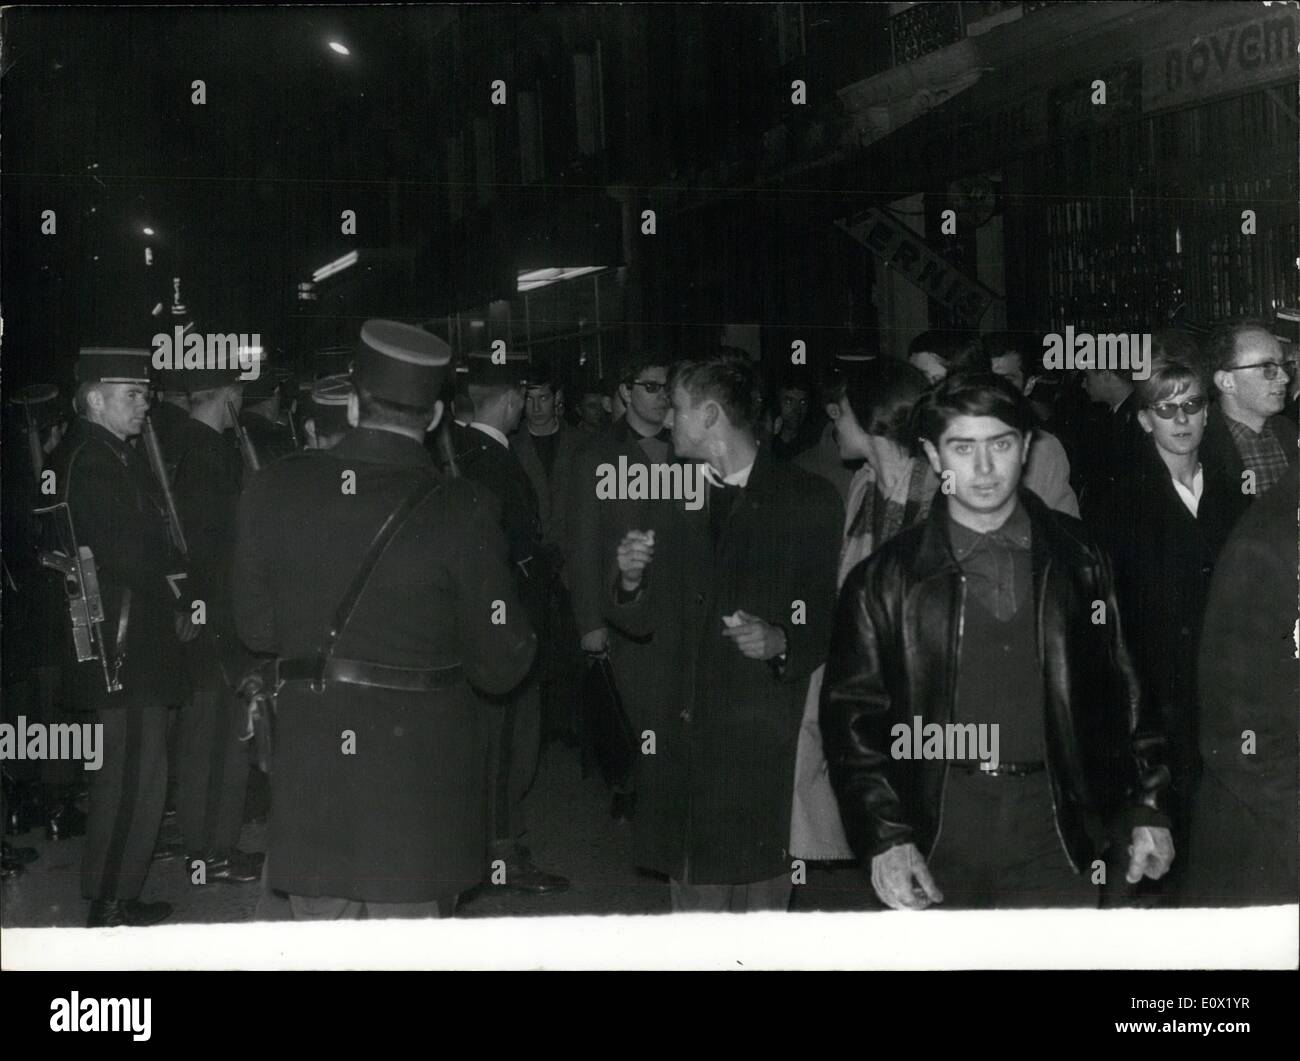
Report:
619,351,673,387
578,375,612,400
525,361,560,395
913,372,1036,445
776,369,813,396
670,351,763,431
1204,317,1274,382
842,358,929,446
908,330,982,367
981,332,1035,368
356,383,434,432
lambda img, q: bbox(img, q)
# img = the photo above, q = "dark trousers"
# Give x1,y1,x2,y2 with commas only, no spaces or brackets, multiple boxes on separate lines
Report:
483,677,541,856
670,874,793,913
926,769,1097,909
81,704,168,901
177,682,248,855
540,585,583,740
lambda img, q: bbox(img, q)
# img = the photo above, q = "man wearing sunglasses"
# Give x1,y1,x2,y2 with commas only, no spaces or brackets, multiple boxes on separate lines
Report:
566,354,675,822
1201,320,1298,504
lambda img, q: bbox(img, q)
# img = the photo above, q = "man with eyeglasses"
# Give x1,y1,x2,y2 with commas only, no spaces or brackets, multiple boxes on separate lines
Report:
1200,320,1298,504
566,354,676,821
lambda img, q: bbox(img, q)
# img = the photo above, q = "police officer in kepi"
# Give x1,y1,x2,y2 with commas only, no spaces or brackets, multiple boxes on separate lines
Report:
170,363,265,884
51,347,199,927
233,321,537,919
302,374,354,451
441,352,570,894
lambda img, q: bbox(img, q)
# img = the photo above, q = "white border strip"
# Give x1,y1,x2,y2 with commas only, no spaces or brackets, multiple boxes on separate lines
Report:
3,906,1295,971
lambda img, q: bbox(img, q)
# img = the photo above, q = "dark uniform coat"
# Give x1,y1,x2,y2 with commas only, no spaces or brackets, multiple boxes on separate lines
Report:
148,400,194,482
443,422,550,625
606,445,843,884
52,420,194,710
239,410,296,465
233,428,536,903
173,418,252,682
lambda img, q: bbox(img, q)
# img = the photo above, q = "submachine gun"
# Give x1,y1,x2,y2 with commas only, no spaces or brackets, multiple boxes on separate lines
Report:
33,502,124,694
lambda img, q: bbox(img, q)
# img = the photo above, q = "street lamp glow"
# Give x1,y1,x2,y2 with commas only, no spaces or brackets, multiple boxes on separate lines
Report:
328,41,350,56
142,227,155,236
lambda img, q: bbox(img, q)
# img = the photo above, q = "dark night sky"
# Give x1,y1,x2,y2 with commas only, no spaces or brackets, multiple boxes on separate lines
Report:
2,7,460,388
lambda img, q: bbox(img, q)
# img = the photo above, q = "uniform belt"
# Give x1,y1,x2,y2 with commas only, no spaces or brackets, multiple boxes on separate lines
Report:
951,760,1045,778
276,656,464,693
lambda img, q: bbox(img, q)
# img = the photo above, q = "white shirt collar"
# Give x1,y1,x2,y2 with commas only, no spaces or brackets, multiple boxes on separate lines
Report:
469,421,509,450
700,460,755,489
1170,464,1204,517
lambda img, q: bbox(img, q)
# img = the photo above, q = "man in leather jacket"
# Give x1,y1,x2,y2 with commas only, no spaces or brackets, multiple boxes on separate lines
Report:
821,373,1174,909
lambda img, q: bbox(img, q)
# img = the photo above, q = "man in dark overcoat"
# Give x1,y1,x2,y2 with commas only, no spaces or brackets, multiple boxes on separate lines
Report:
565,354,677,820
233,321,536,918
610,351,843,911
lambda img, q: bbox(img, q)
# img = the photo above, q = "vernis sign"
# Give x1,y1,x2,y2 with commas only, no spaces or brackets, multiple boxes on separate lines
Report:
837,208,996,326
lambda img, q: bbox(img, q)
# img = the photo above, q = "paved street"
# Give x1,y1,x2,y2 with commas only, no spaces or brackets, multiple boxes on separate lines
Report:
2,741,878,927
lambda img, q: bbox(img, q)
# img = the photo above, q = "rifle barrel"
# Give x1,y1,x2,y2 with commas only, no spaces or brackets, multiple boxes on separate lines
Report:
228,402,262,472
141,416,189,557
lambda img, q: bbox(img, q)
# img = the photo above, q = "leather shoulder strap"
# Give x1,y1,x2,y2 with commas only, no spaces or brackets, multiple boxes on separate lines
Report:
322,475,443,657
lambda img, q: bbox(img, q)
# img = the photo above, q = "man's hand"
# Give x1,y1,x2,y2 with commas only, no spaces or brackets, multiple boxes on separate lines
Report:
580,628,609,655
616,530,655,591
721,609,787,661
871,842,944,910
1125,825,1175,883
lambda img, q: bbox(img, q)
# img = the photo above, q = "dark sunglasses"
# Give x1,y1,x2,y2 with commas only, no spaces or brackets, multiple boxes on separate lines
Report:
1222,360,1295,381
1146,396,1208,419
632,380,666,394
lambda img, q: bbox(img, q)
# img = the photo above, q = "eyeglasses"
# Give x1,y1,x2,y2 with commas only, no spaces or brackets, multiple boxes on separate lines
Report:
1223,360,1296,381
1146,396,1208,419
632,380,666,394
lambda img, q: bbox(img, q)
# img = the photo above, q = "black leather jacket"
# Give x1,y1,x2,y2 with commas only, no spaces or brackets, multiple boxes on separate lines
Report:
820,489,1170,873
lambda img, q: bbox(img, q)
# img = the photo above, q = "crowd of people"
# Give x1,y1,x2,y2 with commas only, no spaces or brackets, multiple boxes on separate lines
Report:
1,314,1296,923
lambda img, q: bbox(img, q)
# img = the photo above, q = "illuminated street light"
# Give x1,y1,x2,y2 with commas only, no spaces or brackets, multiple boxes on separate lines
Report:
328,41,350,56
142,226,155,236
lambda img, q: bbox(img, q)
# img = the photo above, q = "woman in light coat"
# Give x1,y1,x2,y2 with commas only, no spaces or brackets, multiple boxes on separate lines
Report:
790,358,936,861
